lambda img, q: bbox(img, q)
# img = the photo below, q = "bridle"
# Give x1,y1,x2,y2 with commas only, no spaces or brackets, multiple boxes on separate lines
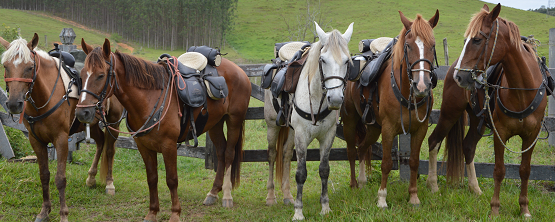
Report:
77,52,118,111
454,19,499,86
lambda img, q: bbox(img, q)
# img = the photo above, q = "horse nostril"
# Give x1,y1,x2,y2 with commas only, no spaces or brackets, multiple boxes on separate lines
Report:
455,75,462,83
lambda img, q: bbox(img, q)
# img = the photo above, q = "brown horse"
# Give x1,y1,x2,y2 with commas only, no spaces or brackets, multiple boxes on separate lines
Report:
428,4,546,218
342,11,439,207
76,38,250,221
1,34,123,222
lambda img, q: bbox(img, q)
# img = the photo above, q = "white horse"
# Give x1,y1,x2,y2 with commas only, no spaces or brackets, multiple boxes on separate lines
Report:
265,22,353,220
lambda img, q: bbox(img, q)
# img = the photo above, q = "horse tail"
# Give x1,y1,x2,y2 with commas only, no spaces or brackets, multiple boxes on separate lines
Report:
444,113,466,183
231,121,245,189
355,121,367,147
275,126,290,186
99,141,109,185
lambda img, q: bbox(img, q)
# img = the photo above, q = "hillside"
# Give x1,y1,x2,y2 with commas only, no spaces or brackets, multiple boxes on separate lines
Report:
227,0,555,64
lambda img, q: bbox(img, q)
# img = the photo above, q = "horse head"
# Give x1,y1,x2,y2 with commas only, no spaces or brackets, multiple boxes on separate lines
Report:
314,21,353,110
1,33,40,114
397,10,439,98
454,4,505,89
76,38,115,123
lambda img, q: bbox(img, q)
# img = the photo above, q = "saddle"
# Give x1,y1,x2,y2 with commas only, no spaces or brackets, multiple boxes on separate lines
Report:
48,43,82,95
349,37,396,87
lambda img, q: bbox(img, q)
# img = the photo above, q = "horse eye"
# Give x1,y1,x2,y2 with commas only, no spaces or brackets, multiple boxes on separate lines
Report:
97,74,105,80
472,38,482,44
321,59,326,64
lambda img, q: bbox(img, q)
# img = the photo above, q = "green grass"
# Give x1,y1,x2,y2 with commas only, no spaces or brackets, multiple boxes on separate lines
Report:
228,0,555,65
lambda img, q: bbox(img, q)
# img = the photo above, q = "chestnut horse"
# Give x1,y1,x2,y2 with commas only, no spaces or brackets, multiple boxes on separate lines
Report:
342,11,439,207
76,38,250,221
1,34,123,222
427,4,546,218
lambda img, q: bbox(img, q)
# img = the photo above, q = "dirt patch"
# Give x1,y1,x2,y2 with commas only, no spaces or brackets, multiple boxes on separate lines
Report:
27,11,110,37
117,43,134,53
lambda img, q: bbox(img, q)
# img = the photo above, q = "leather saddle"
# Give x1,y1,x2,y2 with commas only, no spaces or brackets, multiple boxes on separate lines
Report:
262,41,311,97
350,37,397,87
48,43,82,94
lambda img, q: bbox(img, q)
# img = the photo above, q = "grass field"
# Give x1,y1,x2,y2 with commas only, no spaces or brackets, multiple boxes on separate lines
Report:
1,0,555,221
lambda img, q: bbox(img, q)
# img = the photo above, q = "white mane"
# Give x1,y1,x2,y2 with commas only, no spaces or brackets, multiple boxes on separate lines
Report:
1,37,48,67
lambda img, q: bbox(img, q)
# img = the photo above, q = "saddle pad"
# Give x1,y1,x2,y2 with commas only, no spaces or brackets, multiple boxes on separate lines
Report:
177,52,208,71
52,57,79,99
279,42,308,61
370,37,393,54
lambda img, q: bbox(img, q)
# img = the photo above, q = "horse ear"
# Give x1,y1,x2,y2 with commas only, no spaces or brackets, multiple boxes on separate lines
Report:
102,38,111,59
27,33,39,50
482,4,490,12
0,36,9,49
399,11,412,31
428,10,439,29
488,3,501,22
314,21,328,44
81,38,94,55
342,22,354,43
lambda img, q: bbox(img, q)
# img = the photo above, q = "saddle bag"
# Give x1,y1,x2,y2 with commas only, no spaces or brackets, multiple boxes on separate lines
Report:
358,39,374,53
262,63,278,89
187,46,222,67
204,76,228,100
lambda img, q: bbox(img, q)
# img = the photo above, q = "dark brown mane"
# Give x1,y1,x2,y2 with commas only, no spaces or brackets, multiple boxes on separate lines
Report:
85,47,109,74
115,51,167,90
392,14,435,68
465,9,521,50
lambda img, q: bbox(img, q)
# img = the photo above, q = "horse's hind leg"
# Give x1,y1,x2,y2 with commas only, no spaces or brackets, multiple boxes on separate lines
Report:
222,116,245,208
462,114,485,195
204,120,226,206
31,141,52,222
357,127,380,188
280,130,295,205
265,123,279,206
86,124,105,188
343,109,361,188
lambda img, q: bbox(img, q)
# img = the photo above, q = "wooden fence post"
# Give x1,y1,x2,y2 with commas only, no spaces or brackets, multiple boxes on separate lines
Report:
548,28,555,146
443,38,449,66
205,134,217,171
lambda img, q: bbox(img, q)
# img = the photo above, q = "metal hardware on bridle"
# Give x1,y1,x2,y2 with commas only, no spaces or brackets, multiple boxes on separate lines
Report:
455,19,499,87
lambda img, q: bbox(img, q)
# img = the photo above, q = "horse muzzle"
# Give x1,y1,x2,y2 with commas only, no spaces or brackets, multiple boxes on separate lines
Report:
327,94,344,110
5,99,24,114
453,70,476,90
411,77,432,98
75,107,96,124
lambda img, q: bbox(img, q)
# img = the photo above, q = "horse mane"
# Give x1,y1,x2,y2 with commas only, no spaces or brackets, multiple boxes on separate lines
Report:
85,47,110,75
392,14,435,68
464,9,521,51
306,29,351,83
1,37,48,67
114,51,166,90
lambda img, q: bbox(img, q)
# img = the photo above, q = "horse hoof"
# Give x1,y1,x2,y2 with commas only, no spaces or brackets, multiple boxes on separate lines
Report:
522,213,532,219
412,204,420,208
86,177,96,187
266,198,277,206
292,213,304,221
106,188,115,195
203,195,218,206
283,198,294,205
34,216,49,222
222,199,233,208
169,213,181,222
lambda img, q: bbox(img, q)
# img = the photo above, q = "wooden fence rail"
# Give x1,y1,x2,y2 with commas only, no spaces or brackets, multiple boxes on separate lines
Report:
2,64,555,181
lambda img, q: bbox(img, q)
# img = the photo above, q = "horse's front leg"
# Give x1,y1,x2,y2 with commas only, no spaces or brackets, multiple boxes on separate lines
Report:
377,128,395,209
408,125,428,207
292,134,309,221
161,145,181,222
518,133,537,218
137,145,160,222
103,126,119,195
30,140,52,222
86,124,104,188
52,135,69,222
318,128,336,215
490,131,507,217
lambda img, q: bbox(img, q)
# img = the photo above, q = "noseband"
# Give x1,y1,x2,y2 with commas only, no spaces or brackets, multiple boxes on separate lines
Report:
318,57,348,92
402,29,439,91
455,19,499,85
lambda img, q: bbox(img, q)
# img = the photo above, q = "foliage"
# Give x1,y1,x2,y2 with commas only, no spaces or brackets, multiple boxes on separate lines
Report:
0,23,19,54
110,32,122,43
528,6,555,16
283,0,331,42
4,127,33,159
0,0,239,51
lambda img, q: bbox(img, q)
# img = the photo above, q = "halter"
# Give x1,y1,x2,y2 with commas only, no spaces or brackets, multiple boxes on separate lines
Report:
77,52,118,111
455,19,499,85
392,29,436,134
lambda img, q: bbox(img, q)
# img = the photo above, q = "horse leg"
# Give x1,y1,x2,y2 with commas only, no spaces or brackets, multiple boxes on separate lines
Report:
102,126,118,195
52,136,70,222
490,133,507,217
31,141,52,222
137,146,160,222
203,121,226,206
265,124,279,206
518,135,536,218
221,117,244,208
462,114,485,195
292,135,309,220
357,128,380,188
377,129,394,209
318,128,337,215
408,126,428,207
86,124,104,188
343,112,360,188
281,129,295,205
161,145,181,221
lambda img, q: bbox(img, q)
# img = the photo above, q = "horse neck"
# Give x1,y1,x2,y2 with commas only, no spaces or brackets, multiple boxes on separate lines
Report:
500,46,543,89
29,56,66,110
295,65,326,109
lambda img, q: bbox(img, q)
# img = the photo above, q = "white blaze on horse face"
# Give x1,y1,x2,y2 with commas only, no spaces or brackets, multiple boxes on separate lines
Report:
415,37,427,92
454,36,472,80
80,71,92,102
